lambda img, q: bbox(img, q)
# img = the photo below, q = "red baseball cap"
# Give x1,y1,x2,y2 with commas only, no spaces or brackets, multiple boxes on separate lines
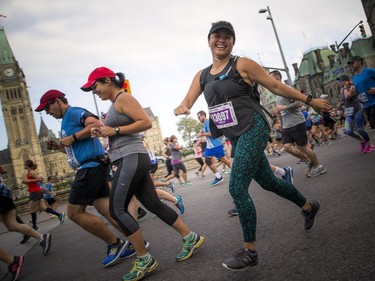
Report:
35,89,66,112
81,67,115,92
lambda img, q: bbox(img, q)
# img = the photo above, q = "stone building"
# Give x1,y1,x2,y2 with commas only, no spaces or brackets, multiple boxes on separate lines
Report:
142,107,164,155
0,28,74,194
292,36,375,107
361,0,375,37
0,25,58,192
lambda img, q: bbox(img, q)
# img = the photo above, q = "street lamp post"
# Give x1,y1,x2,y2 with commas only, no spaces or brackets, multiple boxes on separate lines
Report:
259,6,293,86
335,20,363,64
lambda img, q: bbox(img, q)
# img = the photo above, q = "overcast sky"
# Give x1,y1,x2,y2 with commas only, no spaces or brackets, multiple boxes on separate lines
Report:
0,0,370,149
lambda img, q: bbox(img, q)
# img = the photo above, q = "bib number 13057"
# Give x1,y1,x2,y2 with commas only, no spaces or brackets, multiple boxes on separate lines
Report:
208,101,238,129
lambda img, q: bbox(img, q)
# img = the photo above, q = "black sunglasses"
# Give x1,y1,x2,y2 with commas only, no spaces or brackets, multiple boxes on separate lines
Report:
44,99,56,111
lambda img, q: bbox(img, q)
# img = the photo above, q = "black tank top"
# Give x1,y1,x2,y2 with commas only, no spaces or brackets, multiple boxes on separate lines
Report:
200,56,269,138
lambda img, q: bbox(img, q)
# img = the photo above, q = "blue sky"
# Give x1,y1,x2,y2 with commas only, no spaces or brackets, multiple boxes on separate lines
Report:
0,0,370,149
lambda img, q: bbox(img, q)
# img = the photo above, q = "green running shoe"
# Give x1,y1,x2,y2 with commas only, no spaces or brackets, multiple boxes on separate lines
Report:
176,232,205,262
122,254,158,281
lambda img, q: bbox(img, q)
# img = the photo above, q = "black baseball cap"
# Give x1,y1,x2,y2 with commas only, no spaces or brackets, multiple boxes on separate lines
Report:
269,70,282,77
336,74,350,82
208,21,236,42
348,56,363,65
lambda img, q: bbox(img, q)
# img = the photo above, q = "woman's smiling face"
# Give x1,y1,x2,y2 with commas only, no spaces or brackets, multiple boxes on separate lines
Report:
209,29,234,57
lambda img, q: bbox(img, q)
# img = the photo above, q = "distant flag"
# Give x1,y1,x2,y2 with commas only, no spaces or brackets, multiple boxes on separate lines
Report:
0,14,7,18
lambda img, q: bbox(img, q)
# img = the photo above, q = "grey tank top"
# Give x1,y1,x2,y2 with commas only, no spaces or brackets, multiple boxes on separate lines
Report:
104,96,147,162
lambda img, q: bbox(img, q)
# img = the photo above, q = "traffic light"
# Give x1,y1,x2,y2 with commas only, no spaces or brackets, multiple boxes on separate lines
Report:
122,79,132,95
359,24,366,38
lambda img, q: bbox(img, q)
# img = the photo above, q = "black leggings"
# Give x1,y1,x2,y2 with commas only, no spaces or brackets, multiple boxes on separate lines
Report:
229,113,307,242
195,157,204,171
365,105,375,129
109,153,178,236
165,159,173,176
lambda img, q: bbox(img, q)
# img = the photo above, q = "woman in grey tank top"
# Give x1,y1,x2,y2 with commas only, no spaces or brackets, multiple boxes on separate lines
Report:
81,67,204,280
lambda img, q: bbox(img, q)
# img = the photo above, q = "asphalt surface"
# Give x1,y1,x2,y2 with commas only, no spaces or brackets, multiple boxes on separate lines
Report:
1,130,375,281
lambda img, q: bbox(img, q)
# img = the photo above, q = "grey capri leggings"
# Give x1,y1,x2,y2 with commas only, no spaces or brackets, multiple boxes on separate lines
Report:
109,153,178,236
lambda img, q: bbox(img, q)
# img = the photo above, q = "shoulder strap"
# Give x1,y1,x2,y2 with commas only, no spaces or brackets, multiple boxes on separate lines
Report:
231,56,261,101
200,65,212,91
231,56,275,120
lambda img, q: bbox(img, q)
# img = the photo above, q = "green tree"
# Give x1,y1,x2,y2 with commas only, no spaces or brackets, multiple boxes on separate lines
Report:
176,116,203,147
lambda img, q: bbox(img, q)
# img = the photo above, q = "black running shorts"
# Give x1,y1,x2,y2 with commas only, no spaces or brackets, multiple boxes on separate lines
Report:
69,164,110,206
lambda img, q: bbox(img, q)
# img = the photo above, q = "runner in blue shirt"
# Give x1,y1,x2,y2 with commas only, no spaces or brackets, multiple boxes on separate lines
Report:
35,89,128,267
197,110,231,186
349,56,375,132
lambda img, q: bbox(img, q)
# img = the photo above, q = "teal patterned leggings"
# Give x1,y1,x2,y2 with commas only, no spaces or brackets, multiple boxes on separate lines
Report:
229,113,307,242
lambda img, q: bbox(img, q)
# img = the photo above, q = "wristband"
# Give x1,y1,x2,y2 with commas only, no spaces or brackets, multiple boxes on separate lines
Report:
72,133,78,142
305,94,313,105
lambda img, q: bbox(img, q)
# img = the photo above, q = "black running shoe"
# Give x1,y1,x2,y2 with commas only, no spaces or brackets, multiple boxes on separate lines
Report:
39,233,52,255
302,200,320,230
20,235,31,244
222,248,258,271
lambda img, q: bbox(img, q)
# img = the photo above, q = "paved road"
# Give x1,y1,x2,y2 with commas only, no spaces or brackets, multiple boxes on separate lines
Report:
1,131,375,281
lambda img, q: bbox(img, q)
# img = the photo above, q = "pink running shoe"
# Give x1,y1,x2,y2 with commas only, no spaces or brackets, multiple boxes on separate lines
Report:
360,141,366,152
364,145,375,154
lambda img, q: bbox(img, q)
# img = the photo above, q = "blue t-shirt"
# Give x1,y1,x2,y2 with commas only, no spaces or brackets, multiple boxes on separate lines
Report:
43,182,54,200
0,175,12,199
204,118,223,148
303,111,311,127
61,106,105,170
352,67,375,109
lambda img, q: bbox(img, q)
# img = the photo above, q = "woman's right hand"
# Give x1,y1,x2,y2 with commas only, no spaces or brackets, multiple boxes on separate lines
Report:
174,104,190,116
90,127,102,138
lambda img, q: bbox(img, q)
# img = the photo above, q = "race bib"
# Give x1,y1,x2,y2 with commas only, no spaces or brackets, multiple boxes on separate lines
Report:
358,92,369,103
208,101,238,129
344,107,354,117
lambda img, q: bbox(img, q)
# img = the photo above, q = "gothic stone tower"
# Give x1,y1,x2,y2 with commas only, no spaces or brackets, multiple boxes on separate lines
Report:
0,26,47,185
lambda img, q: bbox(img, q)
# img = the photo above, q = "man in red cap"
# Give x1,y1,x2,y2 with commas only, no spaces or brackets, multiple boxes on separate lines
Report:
35,90,130,267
